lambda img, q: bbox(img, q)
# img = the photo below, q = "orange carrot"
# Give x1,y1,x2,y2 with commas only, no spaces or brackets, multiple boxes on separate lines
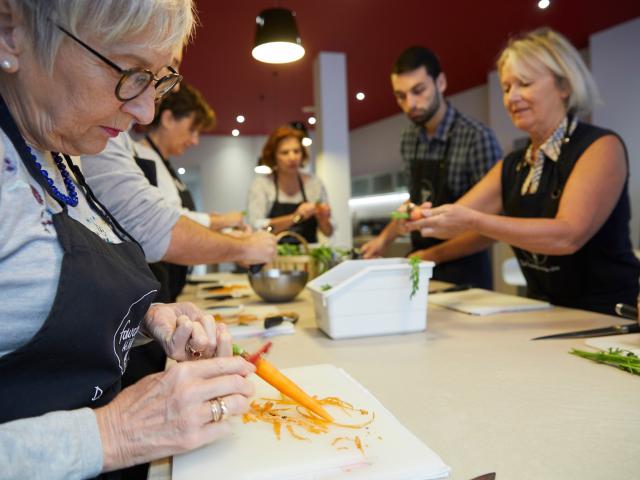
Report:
254,358,334,422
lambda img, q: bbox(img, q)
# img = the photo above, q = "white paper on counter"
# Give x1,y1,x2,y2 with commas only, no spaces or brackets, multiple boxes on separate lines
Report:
173,364,451,480
429,288,550,315
227,321,295,339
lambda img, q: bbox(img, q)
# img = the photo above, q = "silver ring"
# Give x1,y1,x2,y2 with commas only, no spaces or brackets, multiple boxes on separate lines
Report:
209,399,222,423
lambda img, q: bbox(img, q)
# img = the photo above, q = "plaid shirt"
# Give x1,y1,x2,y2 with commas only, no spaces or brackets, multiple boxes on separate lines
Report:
401,102,502,200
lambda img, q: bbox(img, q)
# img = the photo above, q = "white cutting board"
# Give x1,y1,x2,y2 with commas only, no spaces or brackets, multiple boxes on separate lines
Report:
586,333,640,356
429,288,550,315
173,364,450,480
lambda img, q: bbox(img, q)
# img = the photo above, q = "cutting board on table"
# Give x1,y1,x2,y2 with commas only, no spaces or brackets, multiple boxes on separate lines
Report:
429,288,550,315
173,364,450,480
586,333,640,356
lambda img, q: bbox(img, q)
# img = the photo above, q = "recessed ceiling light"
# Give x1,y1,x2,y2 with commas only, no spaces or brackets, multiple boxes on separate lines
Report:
302,137,312,147
308,116,316,125
537,0,550,9
232,129,240,137
356,92,365,101
177,167,186,175
236,115,245,123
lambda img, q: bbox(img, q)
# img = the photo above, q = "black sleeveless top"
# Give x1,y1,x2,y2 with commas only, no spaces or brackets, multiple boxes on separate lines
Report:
501,122,640,315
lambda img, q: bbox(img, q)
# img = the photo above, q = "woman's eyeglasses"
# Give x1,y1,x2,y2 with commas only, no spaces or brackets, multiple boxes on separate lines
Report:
57,26,182,102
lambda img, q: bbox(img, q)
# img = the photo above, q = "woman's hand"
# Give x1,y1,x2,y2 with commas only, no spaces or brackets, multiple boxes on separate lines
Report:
95,357,256,472
295,202,317,220
315,202,331,222
143,303,232,360
405,203,477,239
360,235,388,259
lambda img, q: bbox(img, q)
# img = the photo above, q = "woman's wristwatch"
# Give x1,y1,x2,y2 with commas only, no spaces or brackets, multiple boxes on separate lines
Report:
292,213,303,225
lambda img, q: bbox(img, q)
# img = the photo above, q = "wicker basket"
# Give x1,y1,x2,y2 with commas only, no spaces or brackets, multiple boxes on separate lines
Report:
266,231,318,279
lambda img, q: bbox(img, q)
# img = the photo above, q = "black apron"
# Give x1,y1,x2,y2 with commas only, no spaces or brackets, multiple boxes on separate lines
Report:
123,137,193,478
135,135,193,302
268,172,318,243
0,96,159,479
408,114,493,288
501,121,640,315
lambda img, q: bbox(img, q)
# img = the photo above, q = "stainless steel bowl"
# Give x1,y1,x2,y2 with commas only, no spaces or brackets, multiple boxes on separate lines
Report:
248,268,308,303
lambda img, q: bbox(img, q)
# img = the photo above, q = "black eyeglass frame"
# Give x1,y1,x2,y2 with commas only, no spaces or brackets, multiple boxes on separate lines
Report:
57,25,182,102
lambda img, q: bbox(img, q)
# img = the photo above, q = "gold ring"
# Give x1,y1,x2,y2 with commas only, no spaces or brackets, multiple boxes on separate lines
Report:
218,398,229,421
186,343,202,359
209,399,222,423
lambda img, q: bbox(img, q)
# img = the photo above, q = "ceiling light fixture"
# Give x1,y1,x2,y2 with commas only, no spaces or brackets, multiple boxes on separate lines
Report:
308,116,316,125
232,129,240,137
289,120,312,148
255,165,273,174
252,8,305,64
356,92,365,101
537,0,550,9
177,167,186,175
236,115,245,123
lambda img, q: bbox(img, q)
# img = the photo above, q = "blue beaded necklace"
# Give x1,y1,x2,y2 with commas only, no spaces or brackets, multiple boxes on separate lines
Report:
26,146,79,207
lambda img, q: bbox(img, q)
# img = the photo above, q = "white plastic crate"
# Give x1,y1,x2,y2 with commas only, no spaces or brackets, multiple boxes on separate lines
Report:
306,258,434,339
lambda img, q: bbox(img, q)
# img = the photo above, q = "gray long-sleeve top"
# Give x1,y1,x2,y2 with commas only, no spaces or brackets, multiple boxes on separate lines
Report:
81,132,182,262
0,130,110,479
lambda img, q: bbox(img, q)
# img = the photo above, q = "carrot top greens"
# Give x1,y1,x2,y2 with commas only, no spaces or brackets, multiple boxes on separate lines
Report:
570,348,640,375
408,256,421,299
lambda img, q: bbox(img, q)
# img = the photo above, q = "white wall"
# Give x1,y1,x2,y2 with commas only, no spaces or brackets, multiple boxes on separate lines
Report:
591,17,640,247
174,134,267,214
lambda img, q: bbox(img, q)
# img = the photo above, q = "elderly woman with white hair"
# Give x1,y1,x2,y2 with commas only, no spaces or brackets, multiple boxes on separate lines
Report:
405,27,640,315
0,1,255,479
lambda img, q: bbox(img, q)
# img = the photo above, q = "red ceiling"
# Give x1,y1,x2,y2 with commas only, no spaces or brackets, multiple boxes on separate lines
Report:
181,1,640,136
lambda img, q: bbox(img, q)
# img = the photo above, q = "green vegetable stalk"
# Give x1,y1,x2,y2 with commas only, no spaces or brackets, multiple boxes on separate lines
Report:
570,348,640,375
408,255,421,299
320,284,332,291
391,211,410,220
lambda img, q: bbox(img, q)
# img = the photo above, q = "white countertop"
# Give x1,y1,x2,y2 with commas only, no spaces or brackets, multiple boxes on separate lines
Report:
149,275,640,480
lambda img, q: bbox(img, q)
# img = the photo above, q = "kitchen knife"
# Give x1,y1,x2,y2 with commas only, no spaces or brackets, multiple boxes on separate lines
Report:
428,283,473,294
203,293,250,301
532,323,640,340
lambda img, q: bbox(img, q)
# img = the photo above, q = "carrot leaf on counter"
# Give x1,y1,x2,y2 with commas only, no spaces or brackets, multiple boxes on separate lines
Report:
320,284,332,291
570,348,640,375
408,255,421,299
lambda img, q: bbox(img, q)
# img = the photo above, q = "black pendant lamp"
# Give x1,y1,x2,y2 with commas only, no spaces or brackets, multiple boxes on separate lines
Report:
252,8,305,64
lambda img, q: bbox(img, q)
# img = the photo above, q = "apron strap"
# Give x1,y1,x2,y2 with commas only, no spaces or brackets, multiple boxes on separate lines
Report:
273,171,308,203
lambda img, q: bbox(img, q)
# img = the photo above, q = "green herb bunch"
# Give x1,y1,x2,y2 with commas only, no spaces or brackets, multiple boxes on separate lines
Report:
408,255,421,299
277,243,302,256
570,348,640,375
310,246,335,274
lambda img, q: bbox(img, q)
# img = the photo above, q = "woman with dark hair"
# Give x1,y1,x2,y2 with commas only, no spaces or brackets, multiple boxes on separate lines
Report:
247,125,333,242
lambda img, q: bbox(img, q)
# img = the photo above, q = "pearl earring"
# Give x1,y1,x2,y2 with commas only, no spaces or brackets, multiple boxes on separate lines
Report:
1,59,12,70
